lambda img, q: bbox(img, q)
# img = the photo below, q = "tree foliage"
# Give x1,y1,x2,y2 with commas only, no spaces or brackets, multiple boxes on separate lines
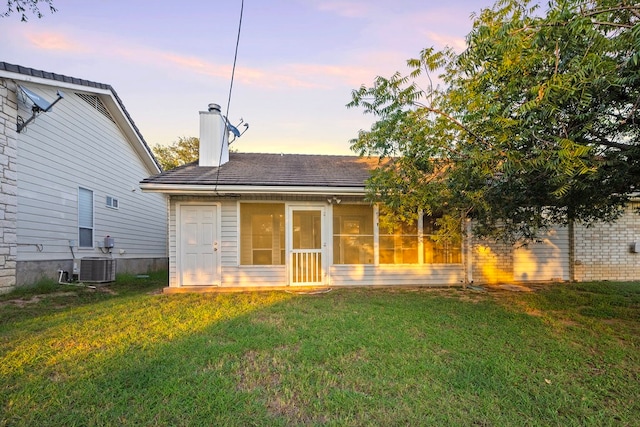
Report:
348,0,640,242
2,0,56,21
152,137,199,171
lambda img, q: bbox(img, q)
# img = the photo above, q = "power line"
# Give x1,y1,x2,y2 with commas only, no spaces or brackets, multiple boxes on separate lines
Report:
215,0,244,191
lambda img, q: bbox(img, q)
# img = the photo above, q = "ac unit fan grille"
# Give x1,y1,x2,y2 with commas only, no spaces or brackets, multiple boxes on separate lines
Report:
79,258,116,283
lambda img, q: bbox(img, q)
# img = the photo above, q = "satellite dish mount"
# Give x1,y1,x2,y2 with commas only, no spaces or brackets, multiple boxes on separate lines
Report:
226,117,249,144
16,85,65,133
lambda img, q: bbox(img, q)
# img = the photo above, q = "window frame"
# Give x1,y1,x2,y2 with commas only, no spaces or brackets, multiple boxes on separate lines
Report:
78,187,94,248
332,204,375,265
239,202,286,266
106,195,119,209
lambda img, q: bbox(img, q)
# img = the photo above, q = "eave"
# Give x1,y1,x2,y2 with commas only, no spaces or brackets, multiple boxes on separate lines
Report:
138,183,366,196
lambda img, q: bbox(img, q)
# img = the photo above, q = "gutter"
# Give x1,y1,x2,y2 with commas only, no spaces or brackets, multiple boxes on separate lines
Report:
139,183,367,196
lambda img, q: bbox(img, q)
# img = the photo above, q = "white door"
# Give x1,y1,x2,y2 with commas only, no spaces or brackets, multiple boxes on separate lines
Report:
289,206,325,285
179,205,220,286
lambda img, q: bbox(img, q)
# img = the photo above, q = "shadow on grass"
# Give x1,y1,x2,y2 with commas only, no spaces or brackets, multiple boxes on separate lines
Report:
1,283,639,426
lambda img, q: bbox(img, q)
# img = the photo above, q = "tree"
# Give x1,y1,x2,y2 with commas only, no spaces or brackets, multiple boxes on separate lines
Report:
348,0,640,243
152,136,199,171
3,0,56,21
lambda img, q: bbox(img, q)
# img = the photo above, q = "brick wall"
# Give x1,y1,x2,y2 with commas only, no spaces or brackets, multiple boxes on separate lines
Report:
470,237,514,284
574,204,640,281
0,79,18,293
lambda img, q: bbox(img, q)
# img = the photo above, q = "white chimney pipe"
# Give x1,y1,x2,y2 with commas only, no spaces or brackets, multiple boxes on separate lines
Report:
199,103,229,167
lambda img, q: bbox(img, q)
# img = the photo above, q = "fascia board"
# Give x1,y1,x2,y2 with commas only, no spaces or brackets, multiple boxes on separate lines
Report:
0,70,113,95
139,184,366,196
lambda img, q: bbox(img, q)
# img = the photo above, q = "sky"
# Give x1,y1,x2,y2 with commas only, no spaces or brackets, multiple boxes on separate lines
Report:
2,0,487,155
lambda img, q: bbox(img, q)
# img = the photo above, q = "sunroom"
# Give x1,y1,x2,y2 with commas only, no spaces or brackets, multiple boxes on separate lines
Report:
139,105,466,291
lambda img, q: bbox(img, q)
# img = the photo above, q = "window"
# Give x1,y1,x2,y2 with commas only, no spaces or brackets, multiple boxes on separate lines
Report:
240,203,285,265
333,205,374,264
78,187,94,248
379,214,419,264
423,214,462,264
106,195,119,209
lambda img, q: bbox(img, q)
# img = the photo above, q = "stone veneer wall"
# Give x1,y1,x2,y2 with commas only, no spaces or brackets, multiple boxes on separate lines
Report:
574,204,640,282
0,79,18,293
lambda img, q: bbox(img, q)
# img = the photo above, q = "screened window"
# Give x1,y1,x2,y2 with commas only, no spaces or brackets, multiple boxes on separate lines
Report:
379,216,419,264
423,214,462,264
333,205,374,264
240,203,285,265
78,187,93,248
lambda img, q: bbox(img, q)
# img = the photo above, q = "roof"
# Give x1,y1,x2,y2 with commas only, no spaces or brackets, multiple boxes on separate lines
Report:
0,61,161,173
140,152,382,195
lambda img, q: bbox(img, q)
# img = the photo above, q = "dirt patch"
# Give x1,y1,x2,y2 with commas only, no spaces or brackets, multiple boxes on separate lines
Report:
0,291,78,308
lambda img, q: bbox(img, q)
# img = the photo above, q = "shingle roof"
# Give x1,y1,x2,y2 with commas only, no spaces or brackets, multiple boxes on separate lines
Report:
0,61,161,171
140,152,381,189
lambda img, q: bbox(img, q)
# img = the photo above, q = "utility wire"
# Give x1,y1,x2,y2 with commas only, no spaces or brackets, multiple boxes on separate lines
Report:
215,0,244,192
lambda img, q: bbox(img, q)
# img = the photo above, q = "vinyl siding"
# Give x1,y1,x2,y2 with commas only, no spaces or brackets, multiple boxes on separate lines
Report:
15,84,166,263
513,226,570,281
329,264,463,286
220,201,238,266
168,197,465,287
222,266,287,287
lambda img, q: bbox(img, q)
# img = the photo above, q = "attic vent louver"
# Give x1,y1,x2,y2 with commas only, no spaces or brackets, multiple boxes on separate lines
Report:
75,93,116,123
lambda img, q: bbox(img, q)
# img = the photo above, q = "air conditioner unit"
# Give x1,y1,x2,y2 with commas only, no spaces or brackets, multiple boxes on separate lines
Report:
79,257,116,283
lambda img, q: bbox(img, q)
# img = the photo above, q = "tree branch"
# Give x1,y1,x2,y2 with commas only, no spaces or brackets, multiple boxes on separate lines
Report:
413,103,490,147
580,5,640,19
590,21,635,29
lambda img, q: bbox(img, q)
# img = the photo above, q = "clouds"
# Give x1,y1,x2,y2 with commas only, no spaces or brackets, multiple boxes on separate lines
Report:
2,0,479,154
25,31,83,52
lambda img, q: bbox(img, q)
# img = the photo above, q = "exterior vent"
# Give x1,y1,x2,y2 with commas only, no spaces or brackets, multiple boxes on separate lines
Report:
79,257,116,283
75,92,116,124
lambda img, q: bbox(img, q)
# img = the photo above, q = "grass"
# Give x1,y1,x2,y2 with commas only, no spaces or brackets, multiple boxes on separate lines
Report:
1,273,639,426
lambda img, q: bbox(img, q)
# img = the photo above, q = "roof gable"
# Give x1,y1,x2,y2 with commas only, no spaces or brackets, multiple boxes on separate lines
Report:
0,61,161,174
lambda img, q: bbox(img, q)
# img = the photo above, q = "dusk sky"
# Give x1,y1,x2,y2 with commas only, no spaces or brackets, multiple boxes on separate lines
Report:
2,0,489,155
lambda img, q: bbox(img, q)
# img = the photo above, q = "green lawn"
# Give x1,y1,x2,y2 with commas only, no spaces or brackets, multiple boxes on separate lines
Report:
1,273,639,426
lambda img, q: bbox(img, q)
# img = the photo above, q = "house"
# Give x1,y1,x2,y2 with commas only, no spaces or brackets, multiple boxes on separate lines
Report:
0,62,168,292
140,104,640,292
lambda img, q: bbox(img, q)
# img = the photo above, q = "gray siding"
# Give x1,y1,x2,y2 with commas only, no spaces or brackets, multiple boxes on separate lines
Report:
14,83,166,280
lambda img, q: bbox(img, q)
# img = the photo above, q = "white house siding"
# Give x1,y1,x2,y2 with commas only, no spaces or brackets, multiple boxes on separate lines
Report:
168,197,178,287
222,266,288,287
329,264,463,287
470,227,570,284
220,201,238,267
0,80,18,293
167,197,467,288
167,197,287,288
574,204,640,281
513,227,570,282
11,82,166,285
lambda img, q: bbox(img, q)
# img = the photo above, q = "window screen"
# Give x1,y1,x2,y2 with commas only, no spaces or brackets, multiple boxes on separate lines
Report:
379,216,419,264
332,205,374,264
240,203,285,265
423,214,462,264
